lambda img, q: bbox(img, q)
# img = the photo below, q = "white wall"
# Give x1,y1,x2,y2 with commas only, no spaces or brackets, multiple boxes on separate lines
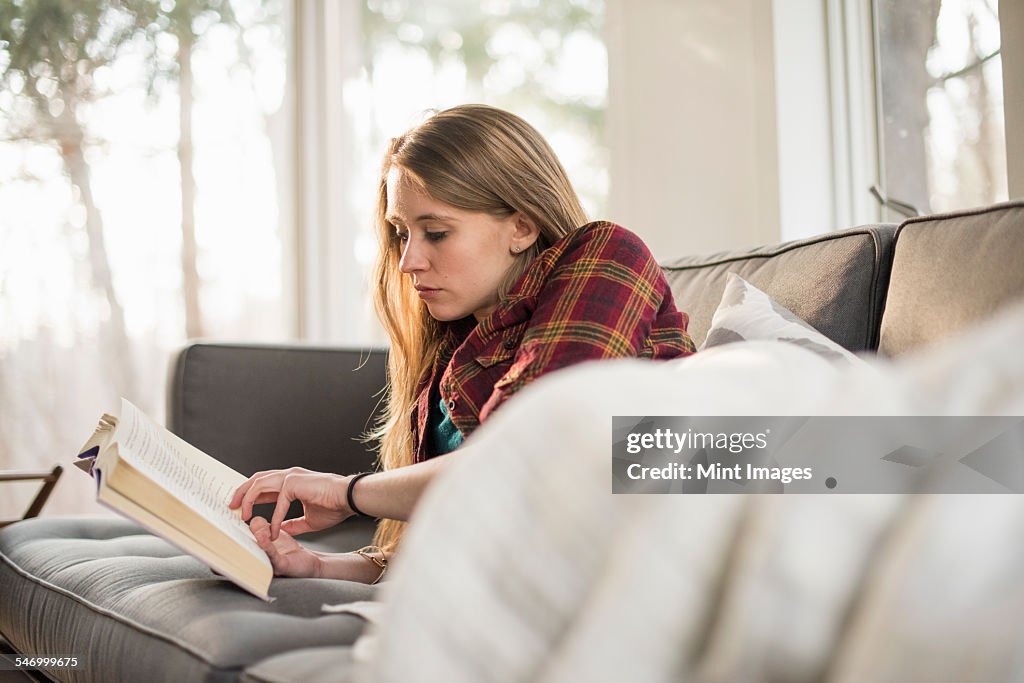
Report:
605,0,781,260
606,0,1022,261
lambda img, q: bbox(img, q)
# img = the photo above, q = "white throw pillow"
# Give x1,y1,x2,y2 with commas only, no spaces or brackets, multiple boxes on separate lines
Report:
701,272,859,364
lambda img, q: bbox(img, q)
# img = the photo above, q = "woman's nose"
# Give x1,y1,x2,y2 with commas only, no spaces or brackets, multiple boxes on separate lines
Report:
398,238,426,273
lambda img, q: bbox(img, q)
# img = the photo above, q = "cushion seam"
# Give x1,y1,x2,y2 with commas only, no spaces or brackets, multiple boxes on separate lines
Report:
863,229,882,350
180,342,388,355
660,226,894,272
897,198,1024,232
865,226,896,350
892,200,1024,245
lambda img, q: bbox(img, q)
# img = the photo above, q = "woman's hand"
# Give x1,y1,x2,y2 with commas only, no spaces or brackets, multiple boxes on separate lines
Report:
248,517,323,578
229,467,352,540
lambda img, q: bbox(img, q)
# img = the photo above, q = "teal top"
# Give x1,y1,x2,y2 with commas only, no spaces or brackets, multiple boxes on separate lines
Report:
432,396,464,455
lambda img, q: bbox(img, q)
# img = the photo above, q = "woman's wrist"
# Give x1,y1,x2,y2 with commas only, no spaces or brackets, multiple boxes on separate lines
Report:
314,550,388,584
326,473,355,515
312,552,327,580
342,452,460,523
346,472,374,517
350,545,388,584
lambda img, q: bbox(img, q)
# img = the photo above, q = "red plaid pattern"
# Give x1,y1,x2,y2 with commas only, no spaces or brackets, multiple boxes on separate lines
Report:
411,221,696,462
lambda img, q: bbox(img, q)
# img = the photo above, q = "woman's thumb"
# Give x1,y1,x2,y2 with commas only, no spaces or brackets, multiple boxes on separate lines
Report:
249,516,272,548
281,517,312,536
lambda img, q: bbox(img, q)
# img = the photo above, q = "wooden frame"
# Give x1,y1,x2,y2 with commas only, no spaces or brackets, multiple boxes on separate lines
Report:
0,465,63,528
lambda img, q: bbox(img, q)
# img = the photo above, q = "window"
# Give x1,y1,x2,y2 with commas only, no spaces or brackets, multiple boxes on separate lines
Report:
358,0,607,216
875,0,1007,218
1,0,606,517
2,0,606,518
297,0,607,344
0,0,292,517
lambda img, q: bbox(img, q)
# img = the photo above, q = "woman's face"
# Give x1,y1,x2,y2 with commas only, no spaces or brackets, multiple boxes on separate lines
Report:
386,167,534,322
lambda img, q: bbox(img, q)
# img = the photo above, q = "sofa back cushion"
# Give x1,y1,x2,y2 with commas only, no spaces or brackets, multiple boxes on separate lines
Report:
167,343,387,476
878,200,1024,356
662,225,897,352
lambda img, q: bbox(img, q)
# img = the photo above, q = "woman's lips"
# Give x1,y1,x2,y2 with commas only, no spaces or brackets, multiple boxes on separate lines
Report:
416,287,441,299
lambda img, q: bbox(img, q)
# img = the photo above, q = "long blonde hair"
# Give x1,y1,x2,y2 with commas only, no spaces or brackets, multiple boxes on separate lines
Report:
370,104,588,551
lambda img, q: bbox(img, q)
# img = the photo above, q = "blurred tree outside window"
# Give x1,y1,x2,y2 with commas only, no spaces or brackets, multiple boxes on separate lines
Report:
345,0,607,285
876,0,1007,219
0,0,291,518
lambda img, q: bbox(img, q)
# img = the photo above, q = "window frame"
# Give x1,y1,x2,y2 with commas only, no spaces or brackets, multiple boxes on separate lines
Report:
292,0,379,345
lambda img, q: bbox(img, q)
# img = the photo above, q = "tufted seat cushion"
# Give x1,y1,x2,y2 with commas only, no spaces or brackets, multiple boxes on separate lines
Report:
0,517,373,683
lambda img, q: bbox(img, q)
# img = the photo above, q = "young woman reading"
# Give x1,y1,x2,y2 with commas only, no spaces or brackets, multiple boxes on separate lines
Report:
228,104,696,584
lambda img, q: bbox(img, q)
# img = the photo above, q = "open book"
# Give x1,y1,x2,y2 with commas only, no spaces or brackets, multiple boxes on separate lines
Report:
76,398,273,600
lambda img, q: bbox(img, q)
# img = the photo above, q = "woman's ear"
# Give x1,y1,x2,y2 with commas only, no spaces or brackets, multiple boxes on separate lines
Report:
512,213,540,251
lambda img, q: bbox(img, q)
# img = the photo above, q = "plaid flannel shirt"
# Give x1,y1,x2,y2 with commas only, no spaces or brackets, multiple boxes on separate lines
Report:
411,221,696,462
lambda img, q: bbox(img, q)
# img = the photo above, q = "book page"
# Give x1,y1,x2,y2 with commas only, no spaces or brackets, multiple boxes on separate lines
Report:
113,398,264,555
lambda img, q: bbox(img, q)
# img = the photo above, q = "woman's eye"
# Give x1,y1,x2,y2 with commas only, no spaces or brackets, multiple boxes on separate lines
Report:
426,232,448,242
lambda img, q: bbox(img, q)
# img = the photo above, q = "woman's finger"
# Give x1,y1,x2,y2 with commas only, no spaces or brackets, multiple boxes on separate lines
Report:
270,484,293,541
239,473,285,520
229,478,254,509
230,470,277,508
233,468,300,507
237,492,280,521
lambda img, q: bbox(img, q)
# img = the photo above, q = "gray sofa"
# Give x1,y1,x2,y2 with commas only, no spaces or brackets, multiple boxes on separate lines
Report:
1,200,1022,682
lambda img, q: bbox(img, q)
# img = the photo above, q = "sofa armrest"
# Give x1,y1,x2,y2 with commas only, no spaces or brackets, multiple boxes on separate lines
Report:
166,343,388,477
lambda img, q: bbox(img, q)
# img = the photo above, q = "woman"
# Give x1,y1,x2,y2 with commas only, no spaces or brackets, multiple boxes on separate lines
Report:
229,104,696,584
